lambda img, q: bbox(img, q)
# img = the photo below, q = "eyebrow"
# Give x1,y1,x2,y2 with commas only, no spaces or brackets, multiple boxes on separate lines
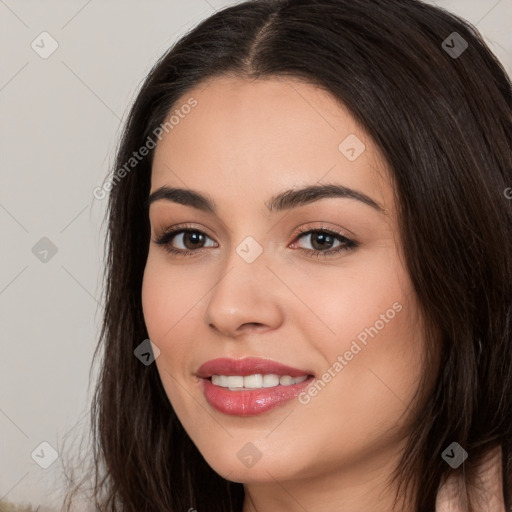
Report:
145,183,384,214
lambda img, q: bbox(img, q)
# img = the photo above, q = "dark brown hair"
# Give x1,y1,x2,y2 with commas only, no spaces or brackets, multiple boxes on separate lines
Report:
62,0,512,510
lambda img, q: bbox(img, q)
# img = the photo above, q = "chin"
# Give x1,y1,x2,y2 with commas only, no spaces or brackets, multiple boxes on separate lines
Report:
195,440,312,484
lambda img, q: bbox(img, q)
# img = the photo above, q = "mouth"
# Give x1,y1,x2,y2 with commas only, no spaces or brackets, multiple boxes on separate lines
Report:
197,357,316,416
197,356,315,379
207,373,310,389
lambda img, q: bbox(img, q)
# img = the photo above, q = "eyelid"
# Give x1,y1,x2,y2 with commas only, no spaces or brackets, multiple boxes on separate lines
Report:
293,223,354,240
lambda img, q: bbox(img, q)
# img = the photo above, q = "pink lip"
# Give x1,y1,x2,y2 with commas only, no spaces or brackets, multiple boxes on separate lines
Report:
197,357,314,378
197,357,315,416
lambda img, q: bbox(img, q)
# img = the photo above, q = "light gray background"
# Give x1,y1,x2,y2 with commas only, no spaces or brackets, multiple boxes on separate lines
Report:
1,0,511,509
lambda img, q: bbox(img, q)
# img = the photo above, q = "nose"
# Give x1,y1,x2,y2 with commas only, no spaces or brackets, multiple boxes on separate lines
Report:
203,250,285,339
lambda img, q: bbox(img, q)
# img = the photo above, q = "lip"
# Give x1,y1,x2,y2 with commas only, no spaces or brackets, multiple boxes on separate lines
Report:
197,357,315,416
197,357,314,378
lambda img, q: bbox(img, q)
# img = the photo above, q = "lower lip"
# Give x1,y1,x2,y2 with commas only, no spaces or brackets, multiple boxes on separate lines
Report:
201,376,314,416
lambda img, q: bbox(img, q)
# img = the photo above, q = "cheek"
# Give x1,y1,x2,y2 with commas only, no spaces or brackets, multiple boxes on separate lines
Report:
141,254,206,388
141,267,167,343
324,289,423,429
141,254,201,342
301,251,424,408
141,258,197,413
289,250,414,355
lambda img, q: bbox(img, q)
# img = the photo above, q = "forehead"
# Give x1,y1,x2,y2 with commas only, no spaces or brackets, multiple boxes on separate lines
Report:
150,76,394,215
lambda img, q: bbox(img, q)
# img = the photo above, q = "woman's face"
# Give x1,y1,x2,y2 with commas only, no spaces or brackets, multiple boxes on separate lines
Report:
142,76,429,502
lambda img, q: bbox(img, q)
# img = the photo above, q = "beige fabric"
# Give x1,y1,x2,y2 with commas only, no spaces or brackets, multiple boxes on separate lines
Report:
436,445,506,512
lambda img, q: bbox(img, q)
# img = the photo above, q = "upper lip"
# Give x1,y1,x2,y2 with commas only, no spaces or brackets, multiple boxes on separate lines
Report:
197,357,315,379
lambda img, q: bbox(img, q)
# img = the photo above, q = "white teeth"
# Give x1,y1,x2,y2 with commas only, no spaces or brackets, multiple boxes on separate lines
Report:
211,373,309,389
217,375,228,387
227,376,244,388
243,374,263,388
279,375,294,386
262,374,280,387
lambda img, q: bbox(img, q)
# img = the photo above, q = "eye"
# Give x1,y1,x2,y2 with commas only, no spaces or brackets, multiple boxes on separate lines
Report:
292,226,357,258
153,224,358,259
154,224,216,256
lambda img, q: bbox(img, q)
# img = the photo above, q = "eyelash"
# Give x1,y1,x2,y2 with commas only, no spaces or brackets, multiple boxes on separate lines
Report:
153,223,358,259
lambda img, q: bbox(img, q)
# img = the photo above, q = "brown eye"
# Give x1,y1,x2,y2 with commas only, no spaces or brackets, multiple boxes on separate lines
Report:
154,225,357,259
293,228,357,259
154,228,216,255
178,230,207,250
302,231,337,251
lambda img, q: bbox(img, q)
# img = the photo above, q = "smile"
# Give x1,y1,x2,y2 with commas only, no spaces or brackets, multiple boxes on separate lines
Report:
197,357,315,416
211,374,308,389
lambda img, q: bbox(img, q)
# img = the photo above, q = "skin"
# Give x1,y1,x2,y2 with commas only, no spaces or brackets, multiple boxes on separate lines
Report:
141,76,436,512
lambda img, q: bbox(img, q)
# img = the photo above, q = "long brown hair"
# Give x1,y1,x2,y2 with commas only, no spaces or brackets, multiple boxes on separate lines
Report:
62,0,512,510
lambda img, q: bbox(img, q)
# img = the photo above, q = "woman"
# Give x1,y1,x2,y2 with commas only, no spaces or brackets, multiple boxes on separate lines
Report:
63,0,512,510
